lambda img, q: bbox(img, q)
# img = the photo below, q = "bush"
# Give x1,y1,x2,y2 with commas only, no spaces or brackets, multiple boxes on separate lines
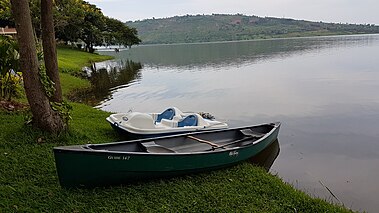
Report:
0,35,22,100
0,70,23,100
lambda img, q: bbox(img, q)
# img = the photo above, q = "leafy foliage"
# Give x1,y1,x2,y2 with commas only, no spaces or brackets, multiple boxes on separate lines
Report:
127,14,379,44
0,36,22,100
38,55,73,125
79,2,106,52
0,36,19,76
104,17,141,48
0,71,23,101
0,0,12,24
54,0,140,51
51,100,73,123
38,65,56,98
54,0,86,43
0,0,140,52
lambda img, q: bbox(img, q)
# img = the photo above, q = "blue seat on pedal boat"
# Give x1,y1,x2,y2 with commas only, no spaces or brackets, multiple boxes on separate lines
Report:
178,115,198,127
156,108,175,122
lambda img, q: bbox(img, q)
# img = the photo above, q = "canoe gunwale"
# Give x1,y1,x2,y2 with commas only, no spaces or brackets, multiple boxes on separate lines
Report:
54,122,281,156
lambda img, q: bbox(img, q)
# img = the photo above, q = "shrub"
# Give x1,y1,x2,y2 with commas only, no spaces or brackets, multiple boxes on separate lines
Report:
0,70,23,100
0,35,22,100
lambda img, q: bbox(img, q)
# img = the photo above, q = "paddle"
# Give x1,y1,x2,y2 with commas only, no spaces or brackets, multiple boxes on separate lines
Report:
187,135,224,149
188,129,265,151
204,135,257,151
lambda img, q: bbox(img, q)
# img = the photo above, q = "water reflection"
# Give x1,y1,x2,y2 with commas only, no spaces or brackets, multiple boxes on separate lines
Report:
248,140,280,171
72,60,142,105
103,34,379,69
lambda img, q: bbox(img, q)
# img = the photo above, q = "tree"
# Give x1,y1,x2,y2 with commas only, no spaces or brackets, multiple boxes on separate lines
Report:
3,0,141,52
80,2,105,53
120,27,141,48
103,16,141,48
54,0,85,44
103,17,124,45
10,0,65,133
41,0,62,103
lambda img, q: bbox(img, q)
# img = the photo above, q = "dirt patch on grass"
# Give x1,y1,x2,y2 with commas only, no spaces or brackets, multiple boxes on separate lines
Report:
0,100,29,112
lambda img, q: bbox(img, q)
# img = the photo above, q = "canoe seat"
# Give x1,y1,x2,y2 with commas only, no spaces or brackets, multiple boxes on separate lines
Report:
240,129,266,137
156,108,175,122
178,115,198,127
142,141,176,153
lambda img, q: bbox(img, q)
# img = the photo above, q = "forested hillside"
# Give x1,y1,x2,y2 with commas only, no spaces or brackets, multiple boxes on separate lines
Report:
127,14,379,44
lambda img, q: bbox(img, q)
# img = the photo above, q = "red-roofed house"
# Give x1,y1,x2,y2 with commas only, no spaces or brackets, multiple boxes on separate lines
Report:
0,26,17,36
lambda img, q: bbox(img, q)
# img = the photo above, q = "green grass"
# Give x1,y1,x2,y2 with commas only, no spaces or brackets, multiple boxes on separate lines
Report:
57,46,113,75
60,72,91,97
56,46,112,97
0,48,353,212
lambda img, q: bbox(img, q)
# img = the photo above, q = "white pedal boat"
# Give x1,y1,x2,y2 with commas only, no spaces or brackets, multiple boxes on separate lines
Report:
106,107,228,138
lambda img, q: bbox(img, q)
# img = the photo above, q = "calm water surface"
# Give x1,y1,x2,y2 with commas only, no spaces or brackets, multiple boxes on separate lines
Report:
95,35,379,212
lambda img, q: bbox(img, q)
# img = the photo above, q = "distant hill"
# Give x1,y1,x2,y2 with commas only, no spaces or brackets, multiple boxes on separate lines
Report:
126,14,379,44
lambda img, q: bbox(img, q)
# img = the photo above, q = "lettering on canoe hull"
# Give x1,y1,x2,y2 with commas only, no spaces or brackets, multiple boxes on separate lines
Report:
229,151,239,157
107,155,131,160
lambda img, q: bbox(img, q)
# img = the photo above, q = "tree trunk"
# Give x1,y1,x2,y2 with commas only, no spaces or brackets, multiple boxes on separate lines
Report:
41,0,63,103
11,0,65,134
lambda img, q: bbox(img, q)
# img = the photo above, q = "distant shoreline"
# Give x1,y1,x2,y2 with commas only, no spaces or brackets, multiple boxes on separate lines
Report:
96,33,379,50
127,14,379,45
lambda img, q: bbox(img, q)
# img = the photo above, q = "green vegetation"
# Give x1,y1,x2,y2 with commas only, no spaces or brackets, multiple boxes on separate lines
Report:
128,14,379,44
57,47,113,75
0,47,353,212
0,35,21,100
1,0,140,53
56,46,113,101
59,73,90,97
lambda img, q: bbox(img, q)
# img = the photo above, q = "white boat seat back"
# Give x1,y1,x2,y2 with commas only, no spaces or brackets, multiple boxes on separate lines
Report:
125,112,155,129
160,119,178,128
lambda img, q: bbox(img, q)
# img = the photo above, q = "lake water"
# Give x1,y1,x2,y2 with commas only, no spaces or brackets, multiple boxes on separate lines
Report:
95,34,379,212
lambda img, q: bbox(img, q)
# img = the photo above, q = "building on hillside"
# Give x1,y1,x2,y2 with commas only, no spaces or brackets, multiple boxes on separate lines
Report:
0,26,17,36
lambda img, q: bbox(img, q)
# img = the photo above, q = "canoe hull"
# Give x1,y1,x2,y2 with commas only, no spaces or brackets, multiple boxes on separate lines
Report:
54,123,280,188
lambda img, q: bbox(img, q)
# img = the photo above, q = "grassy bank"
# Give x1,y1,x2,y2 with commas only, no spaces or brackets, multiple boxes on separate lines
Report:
0,48,352,212
57,47,113,74
57,47,113,96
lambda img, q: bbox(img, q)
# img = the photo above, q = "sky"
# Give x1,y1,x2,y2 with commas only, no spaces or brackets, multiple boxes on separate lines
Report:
87,0,379,25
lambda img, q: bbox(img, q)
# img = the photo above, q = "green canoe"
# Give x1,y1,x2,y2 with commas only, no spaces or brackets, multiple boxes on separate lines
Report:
54,122,281,188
